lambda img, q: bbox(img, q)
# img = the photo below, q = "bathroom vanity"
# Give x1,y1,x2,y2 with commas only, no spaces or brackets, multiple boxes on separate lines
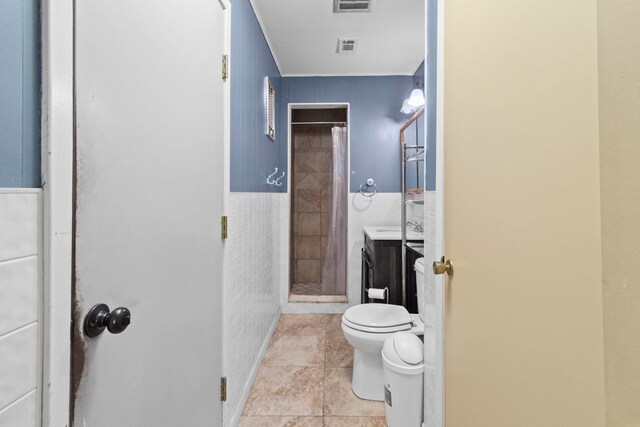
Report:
361,226,423,313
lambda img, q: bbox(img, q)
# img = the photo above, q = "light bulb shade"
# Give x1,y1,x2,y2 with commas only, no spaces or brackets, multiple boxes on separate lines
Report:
401,99,416,114
407,88,425,107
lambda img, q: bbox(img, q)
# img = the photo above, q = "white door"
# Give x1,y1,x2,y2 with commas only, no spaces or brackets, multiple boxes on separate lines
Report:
72,1,226,425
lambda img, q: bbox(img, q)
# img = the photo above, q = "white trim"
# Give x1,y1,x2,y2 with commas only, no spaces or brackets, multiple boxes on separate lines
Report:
0,188,42,194
222,2,232,206
41,0,73,425
227,308,281,427
248,0,284,74
433,0,446,425
36,190,44,427
221,4,232,426
281,102,352,312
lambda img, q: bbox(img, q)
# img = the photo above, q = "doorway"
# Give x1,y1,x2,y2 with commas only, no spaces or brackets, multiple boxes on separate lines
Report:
289,105,349,302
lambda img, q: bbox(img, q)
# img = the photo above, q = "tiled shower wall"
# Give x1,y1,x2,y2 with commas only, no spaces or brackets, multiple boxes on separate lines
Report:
0,190,41,426
281,192,403,313
291,125,333,291
222,193,282,427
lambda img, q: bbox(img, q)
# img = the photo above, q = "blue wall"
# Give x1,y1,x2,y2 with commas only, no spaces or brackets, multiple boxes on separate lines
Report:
425,0,437,191
229,0,433,194
279,76,413,193
230,0,283,192
0,0,41,188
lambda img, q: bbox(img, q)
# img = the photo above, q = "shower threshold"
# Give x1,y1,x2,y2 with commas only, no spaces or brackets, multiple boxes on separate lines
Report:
289,284,347,302
288,294,348,303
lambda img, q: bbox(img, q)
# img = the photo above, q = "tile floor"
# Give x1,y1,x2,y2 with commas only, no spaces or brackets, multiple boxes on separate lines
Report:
239,314,387,427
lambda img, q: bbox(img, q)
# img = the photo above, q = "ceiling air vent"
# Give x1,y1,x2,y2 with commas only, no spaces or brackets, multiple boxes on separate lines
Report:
333,0,375,13
337,38,358,54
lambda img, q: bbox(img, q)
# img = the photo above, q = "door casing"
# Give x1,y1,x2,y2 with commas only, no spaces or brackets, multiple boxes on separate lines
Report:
41,1,74,425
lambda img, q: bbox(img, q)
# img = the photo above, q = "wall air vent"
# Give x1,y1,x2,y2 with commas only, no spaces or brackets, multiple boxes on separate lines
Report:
333,0,375,13
337,38,358,54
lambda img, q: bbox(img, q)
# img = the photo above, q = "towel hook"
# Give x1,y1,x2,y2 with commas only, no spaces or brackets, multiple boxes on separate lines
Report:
275,171,286,187
266,167,279,185
359,178,377,198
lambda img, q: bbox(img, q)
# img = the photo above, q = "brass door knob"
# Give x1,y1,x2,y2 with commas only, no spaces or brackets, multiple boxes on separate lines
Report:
432,256,453,276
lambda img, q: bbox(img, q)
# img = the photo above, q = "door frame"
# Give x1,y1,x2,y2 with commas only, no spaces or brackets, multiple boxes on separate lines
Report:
282,102,352,313
39,1,230,425
41,0,73,425
429,0,446,425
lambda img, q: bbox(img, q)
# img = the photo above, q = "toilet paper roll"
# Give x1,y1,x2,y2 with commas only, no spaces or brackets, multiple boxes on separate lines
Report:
367,288,386,300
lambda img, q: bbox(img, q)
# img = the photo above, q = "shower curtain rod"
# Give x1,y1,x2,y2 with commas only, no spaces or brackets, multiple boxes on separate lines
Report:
291,121,347,125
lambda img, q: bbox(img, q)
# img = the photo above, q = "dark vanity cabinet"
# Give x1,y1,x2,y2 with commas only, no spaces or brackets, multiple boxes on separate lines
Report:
404,244,424,314
361,234,421,313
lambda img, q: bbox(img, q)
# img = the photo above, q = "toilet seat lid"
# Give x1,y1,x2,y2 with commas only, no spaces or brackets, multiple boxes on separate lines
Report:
342,317,413,334
343,303,412,329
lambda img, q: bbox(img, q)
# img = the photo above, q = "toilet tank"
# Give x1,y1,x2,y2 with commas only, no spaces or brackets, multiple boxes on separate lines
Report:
414,258,425,322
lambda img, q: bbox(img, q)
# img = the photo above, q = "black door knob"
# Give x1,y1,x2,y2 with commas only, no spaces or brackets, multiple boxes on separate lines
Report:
107,307,131,334
84,304,132,338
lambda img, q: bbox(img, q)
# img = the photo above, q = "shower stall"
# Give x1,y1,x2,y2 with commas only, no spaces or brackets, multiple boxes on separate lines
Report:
289,106,348,301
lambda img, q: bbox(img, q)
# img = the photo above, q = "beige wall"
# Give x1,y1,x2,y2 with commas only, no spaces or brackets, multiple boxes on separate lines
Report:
598,1,640,425
443,0,606,425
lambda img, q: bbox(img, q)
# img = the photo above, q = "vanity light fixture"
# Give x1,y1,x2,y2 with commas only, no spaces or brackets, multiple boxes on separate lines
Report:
401,81,425,113
407,88,425,108
401,99,416,114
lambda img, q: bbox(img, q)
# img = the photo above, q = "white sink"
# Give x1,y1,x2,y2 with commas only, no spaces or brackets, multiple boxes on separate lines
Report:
363,225,423,241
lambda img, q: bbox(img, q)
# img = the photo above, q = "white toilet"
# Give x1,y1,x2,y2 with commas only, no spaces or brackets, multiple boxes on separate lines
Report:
342,257,426,401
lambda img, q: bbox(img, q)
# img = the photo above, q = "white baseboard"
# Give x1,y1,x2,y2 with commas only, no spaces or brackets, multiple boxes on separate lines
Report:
227,307,282,427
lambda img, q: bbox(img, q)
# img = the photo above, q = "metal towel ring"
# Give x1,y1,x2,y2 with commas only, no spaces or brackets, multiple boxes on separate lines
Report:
359,178,377,198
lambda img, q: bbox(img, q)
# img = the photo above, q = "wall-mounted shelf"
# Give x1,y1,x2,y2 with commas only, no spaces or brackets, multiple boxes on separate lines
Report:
400,106,426,308
405,149,425,162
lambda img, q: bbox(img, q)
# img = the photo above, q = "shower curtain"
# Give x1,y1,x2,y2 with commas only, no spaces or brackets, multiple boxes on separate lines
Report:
321,126,348,295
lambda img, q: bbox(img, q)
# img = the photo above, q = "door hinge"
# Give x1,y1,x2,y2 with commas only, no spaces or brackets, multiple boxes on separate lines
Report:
222,55,229,80
221,215,228,240
220,376,227,401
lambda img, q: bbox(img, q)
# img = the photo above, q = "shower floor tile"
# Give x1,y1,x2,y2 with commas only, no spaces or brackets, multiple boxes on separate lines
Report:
239,314,387,426
291,283,323,295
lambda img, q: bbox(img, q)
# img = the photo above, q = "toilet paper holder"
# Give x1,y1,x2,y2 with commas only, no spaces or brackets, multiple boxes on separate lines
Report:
367,287,389,304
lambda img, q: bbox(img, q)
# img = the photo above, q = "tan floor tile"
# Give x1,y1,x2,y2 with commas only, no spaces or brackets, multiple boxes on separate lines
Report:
325,315,353,368
263,334,325,367
323,368,385,417
243,366,324,416
273,314,330,337
324,417,387,427
238,416,324,427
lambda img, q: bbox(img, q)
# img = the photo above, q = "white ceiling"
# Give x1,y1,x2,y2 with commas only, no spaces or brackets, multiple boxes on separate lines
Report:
249,0,425,76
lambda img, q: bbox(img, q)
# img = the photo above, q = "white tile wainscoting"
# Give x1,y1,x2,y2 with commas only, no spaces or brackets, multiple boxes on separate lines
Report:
222,193,283,427
422,190,438,427
0,190,41,427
